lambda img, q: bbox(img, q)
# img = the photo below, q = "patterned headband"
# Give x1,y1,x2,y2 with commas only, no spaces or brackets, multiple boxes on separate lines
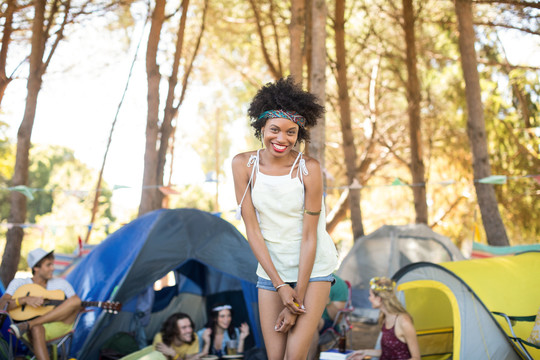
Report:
370,277,396,292
258,109,306,128
212,305,232,312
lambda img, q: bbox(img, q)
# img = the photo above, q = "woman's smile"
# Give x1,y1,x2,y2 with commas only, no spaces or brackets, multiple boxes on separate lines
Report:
271,142,287,152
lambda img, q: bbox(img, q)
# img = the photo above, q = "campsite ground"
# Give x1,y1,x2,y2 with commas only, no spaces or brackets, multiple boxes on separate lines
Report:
349,320,380,349
320,316,381,353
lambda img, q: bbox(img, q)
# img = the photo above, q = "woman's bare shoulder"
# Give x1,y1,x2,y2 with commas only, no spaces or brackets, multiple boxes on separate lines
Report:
397,313,416,330
301,153,322,173
232,151,257,167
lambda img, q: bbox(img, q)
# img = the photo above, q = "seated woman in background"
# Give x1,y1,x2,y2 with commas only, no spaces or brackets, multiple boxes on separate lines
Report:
347,277,420,360
197,304,250,357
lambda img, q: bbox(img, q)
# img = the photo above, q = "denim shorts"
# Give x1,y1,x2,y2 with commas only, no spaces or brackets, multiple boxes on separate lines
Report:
256,274,335,291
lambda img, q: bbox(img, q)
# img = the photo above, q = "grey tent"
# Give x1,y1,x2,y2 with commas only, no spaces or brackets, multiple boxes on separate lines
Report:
336,224,464,321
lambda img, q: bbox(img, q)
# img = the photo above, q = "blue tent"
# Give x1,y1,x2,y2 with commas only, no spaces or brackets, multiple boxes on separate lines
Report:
66,208,261,359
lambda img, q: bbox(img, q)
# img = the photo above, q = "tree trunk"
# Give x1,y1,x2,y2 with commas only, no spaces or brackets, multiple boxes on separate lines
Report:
304,0,312,90
156,0,190,201
454,0,509,246
289,0,305,84
402,0,427,224
0,0,16,107
0,0,46,286
307,0,326,167
335,0,364,239
326,189,349,234
139,0,166,217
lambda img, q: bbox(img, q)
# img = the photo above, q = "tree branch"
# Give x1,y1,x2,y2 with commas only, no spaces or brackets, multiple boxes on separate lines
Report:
248,0,281,79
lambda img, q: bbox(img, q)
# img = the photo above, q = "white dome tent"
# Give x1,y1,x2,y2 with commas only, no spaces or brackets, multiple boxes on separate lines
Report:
336,223,464,322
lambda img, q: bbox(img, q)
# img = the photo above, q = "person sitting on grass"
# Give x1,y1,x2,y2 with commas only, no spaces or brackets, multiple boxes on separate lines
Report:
0,248,82,360
346,277,420,360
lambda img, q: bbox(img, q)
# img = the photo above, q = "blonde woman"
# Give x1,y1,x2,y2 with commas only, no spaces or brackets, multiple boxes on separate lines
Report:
347,277,420,360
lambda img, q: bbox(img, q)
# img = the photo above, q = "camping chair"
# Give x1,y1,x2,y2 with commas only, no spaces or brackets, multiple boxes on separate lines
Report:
1,306,88,360
319,280,355,349
492,311,540,360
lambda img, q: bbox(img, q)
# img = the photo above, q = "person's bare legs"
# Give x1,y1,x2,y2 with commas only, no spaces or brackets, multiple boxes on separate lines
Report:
24,296,81,360
27,325,49,360
28,296,81,328
285,281,330,360
307,318,324,360
259,289,288,360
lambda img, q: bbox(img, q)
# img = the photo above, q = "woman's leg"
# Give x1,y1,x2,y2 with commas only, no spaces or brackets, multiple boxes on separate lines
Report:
259,288,288,360
285,281,331,360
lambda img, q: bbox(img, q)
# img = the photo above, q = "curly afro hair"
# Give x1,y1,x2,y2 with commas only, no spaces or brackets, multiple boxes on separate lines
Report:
248,76,325,143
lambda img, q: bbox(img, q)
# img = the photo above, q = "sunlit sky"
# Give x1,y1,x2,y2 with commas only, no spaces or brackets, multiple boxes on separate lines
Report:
1,11,539,224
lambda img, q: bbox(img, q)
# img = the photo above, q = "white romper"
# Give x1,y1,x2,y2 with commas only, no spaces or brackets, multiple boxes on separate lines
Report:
237,149,338,282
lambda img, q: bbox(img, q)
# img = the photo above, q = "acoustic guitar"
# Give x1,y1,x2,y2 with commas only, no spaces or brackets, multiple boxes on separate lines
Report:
9,283,122,321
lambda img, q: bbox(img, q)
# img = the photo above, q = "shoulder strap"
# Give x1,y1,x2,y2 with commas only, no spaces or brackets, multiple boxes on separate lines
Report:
289,152,302,176
290,152,309,185
235,151,259,220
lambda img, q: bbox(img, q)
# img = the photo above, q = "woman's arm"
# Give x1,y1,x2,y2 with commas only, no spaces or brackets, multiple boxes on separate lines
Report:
237,323,249,353
294,157,323,305
199,328,212,355
346,349,382,359
232,153,304,315
396,314,421,360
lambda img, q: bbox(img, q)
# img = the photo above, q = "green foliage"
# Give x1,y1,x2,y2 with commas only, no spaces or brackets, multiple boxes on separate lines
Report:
167,184,216,212
0,142,116,255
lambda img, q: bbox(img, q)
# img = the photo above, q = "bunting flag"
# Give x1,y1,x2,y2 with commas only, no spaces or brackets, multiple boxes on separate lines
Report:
9,185,35,200
78,235,83,256
0,173,537,196
477,175,507,184
391,178,407,186
159,186,181,196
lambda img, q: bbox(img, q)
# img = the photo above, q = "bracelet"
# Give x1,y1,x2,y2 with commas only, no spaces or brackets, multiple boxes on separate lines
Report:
15,298,20,307
304,209,321,216
275,283,288,291
172,354,179,360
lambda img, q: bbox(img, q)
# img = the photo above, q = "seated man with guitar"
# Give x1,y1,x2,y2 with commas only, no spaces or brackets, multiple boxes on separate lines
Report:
0,247,81,360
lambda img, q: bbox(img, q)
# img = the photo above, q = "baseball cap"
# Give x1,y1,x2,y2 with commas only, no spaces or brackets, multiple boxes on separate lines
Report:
27,248,54,269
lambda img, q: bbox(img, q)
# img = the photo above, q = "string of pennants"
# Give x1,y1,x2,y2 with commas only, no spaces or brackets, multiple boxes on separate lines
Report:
0,221,115,234
0,174,537,231
329,174,540,190
2,174,538,200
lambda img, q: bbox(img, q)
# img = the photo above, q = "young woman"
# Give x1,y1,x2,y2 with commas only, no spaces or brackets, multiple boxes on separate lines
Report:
347,277,420,360
197,304,250,357
232,77,339,360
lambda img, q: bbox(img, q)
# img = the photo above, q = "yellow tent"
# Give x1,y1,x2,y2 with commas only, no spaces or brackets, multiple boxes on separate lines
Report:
393,251,540,359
